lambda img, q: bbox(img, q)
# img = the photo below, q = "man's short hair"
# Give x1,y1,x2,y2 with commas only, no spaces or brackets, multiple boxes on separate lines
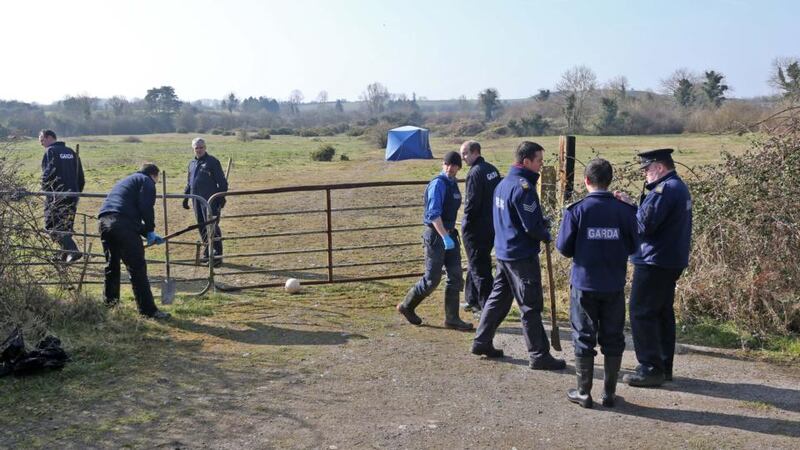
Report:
40,129,57,139
140,163,160,177
515,141,544,163
585,158,613,190
443,151,462,167
660,159,676,170
461,140,481,154
192,137,206,148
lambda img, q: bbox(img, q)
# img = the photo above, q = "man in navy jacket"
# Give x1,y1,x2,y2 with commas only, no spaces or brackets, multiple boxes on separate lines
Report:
39,129,85,262
472,141,565,371
98,164,168,319
460,140,501,313
557,158,638,408
182,138,228,266
397,151,473,331
615,148,692,387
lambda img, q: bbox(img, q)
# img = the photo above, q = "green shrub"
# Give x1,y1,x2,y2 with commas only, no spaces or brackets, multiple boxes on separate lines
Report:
236,128,251,142
175,127,189,134
121,136,142,143
210,128,224,135
340,154,349,161
252,129,271,140
310,144,336,161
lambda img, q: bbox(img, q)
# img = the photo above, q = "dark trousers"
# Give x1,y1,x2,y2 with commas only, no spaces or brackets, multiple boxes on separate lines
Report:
99,214,158,317
570,288,626,358
404,227,463,309
463,236,494,309
194,201,223,258
474,257,551,360
44,197,79,259
629,264,684,373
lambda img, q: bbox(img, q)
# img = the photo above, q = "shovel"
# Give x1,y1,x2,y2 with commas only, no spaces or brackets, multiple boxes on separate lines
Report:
160,172,175,304
544,242,562,351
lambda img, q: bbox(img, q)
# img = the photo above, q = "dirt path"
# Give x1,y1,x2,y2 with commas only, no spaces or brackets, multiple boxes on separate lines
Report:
4,288,799,449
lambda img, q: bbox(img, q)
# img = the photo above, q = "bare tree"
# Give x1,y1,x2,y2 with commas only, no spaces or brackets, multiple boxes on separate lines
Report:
361,82,390,115
107,96,130,116
556,65,597,132
315,90,329,104
606,75,629,100
288,90,304,114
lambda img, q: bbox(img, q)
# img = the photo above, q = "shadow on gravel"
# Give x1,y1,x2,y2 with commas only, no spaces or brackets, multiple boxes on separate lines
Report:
614,402,800,438
169,319,367,346
663,378,800,413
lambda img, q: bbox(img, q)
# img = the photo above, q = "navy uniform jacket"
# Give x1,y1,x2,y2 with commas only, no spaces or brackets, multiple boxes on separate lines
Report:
493,165,551,261
98,172,157,236
631,171,692,269
461,156,501,243
184,153,228,201
556,191,638,292
423,172,461,230
41,142,85,192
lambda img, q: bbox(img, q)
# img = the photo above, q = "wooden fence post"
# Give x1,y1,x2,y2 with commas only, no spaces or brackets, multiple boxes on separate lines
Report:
558,136,576,205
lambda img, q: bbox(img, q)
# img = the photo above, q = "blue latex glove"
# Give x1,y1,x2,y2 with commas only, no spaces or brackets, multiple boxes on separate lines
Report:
442,234,455,250
146,231,165,246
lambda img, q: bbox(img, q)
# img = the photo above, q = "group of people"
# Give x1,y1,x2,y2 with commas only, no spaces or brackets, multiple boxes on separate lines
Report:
39,131,229,320
39,129,692,406
398,140,692,408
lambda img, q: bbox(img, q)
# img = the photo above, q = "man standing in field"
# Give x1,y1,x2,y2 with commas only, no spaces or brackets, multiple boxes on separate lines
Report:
472,141,565,370
615,148,692,387
98,163,169,319
397,151,474,331
556,158,638,408
460,140,501,314
40,129,85,262
183,138,228,267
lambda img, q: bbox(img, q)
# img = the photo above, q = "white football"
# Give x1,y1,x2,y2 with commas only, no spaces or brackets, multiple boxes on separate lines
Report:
285,278,301,294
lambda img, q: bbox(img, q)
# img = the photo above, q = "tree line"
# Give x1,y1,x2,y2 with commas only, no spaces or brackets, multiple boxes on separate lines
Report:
1,57,798,140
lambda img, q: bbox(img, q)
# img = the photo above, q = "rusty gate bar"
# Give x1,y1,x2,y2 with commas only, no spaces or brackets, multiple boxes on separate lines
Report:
2,190,214,296
325,188,334,282
207,180,434,291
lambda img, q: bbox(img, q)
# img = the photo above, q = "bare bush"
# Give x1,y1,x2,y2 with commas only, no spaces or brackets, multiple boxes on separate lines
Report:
678,108,800,338
0,140,101,340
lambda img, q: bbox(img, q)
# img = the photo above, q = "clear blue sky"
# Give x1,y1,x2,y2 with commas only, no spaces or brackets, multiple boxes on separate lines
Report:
2,0,797,104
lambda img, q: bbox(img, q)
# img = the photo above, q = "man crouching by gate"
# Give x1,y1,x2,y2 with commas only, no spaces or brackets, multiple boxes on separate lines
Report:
396,151,474,331
556,158,638,408
472,141,565,370
98,163,169,320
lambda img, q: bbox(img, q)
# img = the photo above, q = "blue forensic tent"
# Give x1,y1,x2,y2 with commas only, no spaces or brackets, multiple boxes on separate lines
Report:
385,126,433,161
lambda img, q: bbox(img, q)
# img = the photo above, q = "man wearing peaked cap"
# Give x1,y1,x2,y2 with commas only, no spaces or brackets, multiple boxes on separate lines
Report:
397,151,474,331
615,148,693,387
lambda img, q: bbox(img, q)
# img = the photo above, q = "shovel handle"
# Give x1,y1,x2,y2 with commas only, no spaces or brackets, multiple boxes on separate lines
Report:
544,242,562,351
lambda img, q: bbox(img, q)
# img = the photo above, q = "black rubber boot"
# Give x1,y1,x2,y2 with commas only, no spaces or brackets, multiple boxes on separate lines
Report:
601,356,622,407
397,288,422,325
443,291,473,331
567,356,594,408
664,359,673,381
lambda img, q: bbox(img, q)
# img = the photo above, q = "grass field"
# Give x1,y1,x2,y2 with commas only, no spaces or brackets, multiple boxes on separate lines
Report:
5,132,796,448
